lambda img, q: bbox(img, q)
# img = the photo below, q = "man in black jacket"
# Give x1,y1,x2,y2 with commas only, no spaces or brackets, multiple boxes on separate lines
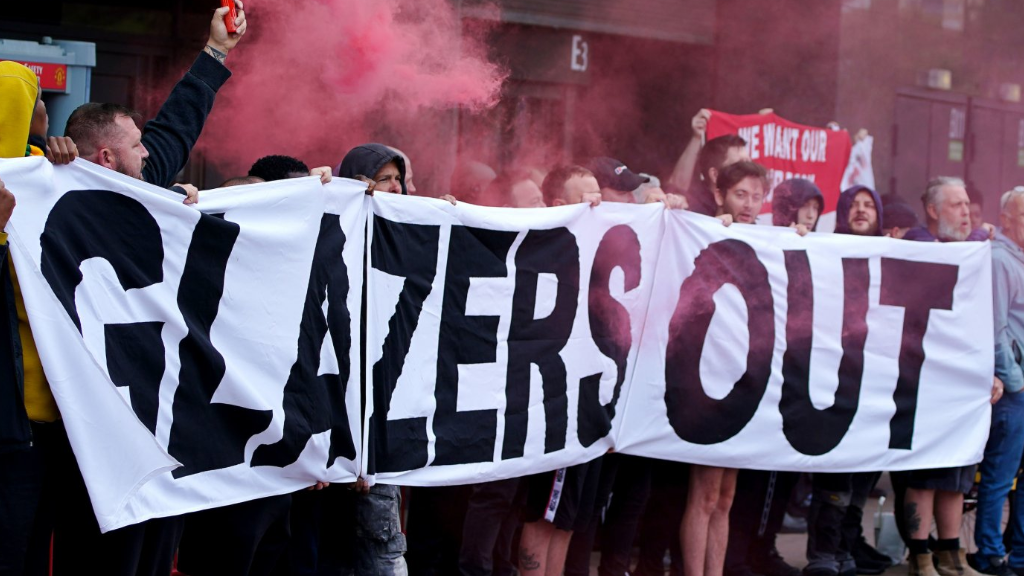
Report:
17,5,248,576
66,0,246,194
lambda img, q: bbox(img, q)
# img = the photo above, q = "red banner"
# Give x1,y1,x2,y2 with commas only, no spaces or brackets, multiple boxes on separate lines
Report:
17,61,68,92
706,110,852,215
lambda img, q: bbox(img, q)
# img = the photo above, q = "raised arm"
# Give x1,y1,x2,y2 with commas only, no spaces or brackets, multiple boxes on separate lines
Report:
141,0,247,187
667,109,709,191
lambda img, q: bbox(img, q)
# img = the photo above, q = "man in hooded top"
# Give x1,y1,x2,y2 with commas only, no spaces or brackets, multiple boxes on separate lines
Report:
803,185,892,576
0,59,45,576
0,60,78,576
314,142,409,576
974,186,1024,576
336,142,408,195
834,185,883,237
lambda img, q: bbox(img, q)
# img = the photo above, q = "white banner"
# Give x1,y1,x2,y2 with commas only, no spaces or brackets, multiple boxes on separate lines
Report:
0,158,995,530
616,210,993,471
5,158,364,531
363,195,665,484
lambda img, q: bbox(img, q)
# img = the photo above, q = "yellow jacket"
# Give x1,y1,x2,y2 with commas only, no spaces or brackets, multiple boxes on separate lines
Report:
0,61,58,421
0,61,38,159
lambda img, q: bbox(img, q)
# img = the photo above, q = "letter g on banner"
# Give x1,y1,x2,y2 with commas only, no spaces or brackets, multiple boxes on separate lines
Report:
665,239,774,444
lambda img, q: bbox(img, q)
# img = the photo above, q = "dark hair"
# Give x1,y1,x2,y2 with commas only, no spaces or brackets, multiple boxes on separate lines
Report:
541,165,594,205
697,134,747,185
968,187,984,208
882,201,919,230
480,168,535,207
220,175,265,187
715,161,768,195
65,102,142,155
248,155,310,181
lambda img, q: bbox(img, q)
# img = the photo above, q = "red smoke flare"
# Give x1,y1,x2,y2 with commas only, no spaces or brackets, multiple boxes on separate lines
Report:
199,0,506,180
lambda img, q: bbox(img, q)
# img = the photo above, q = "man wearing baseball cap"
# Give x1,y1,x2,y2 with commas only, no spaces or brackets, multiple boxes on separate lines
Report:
587,157,649,203
586,157,687,208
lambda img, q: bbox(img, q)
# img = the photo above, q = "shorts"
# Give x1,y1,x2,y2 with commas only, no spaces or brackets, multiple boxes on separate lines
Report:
523,458,603,531
905,465,976,494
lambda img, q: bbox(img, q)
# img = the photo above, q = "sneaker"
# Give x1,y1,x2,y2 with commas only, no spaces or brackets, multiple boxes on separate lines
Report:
840,559,858,576
974,557,1015,576
781,512,808,534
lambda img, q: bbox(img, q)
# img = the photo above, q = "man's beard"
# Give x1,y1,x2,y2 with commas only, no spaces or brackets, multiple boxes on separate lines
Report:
937,218,969,242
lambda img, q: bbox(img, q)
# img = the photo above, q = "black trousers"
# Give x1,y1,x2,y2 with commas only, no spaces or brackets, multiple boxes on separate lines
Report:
0,445,43,576
806,472,880,573
564,454,654,576
178,493,292,576
634,460,688,576
405,486,471,576
458,479,522,576
725,470,799,576
28,420,183,576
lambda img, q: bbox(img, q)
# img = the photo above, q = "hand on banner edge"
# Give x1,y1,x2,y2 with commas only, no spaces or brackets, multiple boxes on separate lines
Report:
716,214,733,227
356,175,376,196
0,178,14,231
993,376,1005,405
45,136,78,165
982,222,996,240
310,167,332,184
174,183,200,205
346,477,371,494
663,193,688,210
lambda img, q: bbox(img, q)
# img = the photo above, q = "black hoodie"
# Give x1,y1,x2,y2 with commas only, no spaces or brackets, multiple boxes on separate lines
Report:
334,143,407,195
835,185,884,236
771,178,824,230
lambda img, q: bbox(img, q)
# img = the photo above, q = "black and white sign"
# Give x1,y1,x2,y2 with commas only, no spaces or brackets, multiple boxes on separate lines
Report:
1,158,995,531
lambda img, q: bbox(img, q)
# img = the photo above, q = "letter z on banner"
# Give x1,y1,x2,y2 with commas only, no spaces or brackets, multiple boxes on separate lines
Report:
363,194,665,484
1,158,365,531
615,210,994,472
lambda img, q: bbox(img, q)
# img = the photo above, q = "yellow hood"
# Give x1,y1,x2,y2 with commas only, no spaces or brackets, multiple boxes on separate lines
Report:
0,61,39,158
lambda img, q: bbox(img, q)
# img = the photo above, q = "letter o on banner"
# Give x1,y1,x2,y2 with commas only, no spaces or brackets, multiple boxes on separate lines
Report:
665,239,775,445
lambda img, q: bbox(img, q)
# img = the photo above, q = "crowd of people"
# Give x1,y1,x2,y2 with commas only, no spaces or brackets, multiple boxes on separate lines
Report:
0,3,1022,576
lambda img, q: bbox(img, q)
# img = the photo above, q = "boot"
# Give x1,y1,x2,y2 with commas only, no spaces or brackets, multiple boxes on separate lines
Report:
936,549,984,576
910,553,940,576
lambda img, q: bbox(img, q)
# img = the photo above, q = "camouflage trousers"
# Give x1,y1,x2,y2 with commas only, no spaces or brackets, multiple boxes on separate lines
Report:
344,484,408,576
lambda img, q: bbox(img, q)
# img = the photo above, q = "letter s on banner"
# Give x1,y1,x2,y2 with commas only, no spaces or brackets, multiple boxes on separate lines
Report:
578,225,641,447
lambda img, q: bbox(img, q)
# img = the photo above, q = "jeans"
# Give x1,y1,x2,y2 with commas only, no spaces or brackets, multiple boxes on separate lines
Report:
318,484,408,576
975,392,1024,564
